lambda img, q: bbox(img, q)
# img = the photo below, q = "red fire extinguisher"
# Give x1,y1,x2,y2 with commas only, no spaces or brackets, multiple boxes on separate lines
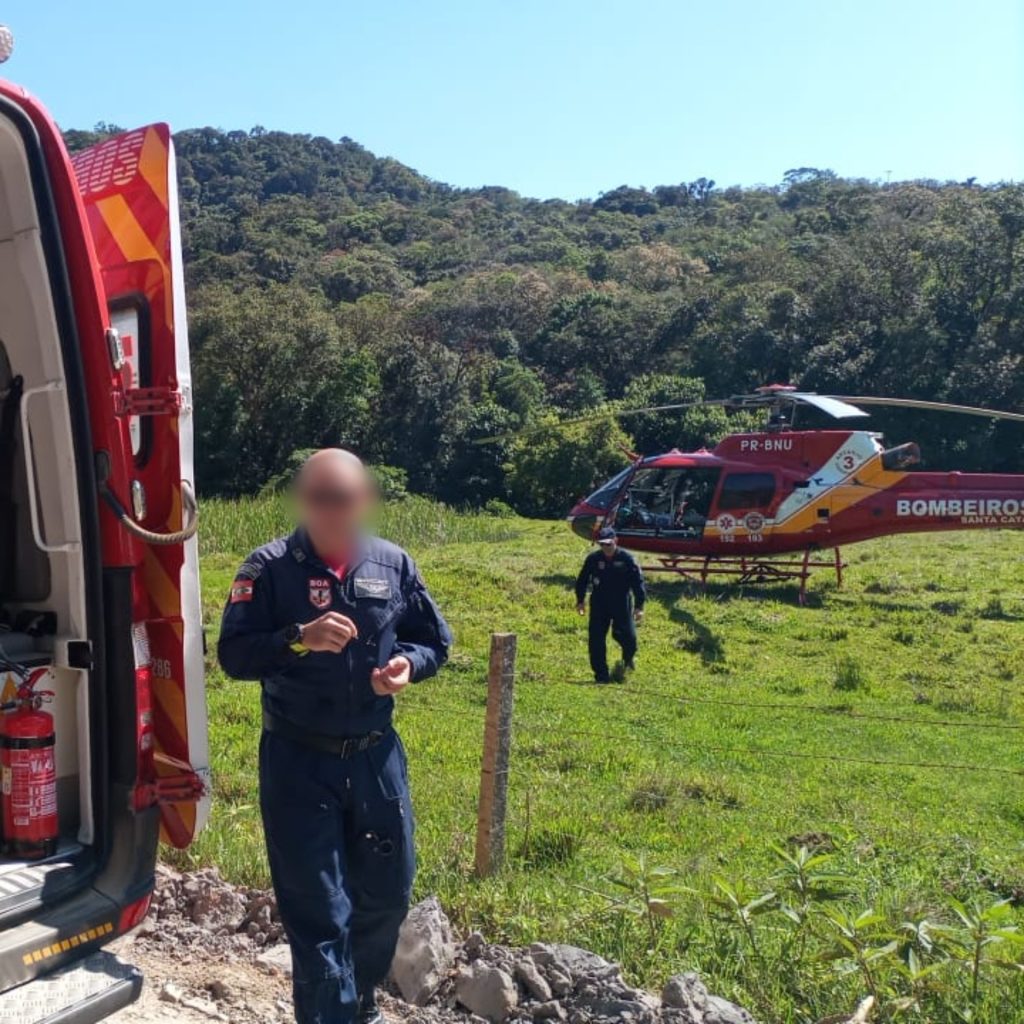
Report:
1,668,58,860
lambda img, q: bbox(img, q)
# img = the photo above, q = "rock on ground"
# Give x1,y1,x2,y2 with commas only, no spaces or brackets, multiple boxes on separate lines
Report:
391,895,457,1005
527,943,611,978
514,960,551,1003
663,973,757,1024
255,944,293,978
455,963,518,1022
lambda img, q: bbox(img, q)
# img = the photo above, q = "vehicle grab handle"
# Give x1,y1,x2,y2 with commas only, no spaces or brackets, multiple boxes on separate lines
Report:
20,380,81,554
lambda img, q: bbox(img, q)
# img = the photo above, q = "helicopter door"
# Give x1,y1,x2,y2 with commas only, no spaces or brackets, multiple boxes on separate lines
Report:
601,462,642,533
610,467,720,540
713,471,777,544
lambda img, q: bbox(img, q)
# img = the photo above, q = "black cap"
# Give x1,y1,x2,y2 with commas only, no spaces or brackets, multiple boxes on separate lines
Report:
597,526,617,544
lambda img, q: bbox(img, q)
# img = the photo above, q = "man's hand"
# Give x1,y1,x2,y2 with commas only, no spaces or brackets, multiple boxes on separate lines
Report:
371,656,412,696
634,608,645,624
300,612,359,653
576,602,586,616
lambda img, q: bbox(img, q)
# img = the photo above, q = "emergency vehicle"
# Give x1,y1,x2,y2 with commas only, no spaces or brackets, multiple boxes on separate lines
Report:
0,26,208,1022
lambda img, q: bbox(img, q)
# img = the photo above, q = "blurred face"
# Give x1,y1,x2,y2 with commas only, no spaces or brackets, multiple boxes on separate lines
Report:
599,540,617,558
295,449,375,556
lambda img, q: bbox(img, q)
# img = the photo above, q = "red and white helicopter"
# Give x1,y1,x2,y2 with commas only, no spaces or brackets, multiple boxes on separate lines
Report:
566,386,1024,601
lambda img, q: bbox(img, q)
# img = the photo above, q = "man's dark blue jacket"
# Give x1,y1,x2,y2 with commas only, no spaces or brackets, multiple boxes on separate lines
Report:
218,529,452,737
575,547,646,609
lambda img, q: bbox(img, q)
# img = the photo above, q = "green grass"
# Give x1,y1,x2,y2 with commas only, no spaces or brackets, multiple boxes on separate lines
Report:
200,493,521,557
176,499,1024,1022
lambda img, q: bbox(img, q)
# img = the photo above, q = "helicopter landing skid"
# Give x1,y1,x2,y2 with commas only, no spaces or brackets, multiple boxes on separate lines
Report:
645,548,846,605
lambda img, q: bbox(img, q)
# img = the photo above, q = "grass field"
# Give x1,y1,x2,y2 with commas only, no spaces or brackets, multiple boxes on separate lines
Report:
179,495,1024,1022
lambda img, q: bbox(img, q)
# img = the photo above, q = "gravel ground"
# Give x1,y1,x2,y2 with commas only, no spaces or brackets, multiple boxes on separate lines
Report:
105,866,764,1024
108,865,293,1023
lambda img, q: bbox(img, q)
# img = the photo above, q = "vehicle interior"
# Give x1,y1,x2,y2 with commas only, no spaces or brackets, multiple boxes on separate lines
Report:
717,471,777,512
612,467,722,539
0,107,96,919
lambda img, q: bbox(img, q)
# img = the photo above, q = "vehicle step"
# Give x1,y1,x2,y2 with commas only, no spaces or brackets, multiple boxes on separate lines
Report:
0,843,92,922
0,950,141,1024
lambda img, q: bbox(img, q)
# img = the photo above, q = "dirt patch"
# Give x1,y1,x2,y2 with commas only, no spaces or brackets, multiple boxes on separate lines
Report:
108,865,293,1023
106,865,758,1024
107,944,292,1023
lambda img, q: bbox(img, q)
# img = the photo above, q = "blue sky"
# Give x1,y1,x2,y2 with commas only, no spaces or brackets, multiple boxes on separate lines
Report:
3,0,1022,199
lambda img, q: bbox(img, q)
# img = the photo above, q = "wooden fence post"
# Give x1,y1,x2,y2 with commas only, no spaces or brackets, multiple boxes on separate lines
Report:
475,632,517,877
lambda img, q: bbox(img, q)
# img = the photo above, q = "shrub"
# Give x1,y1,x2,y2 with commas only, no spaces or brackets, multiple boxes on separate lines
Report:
370,464,409,502
833,655,868,692
483,498,517,518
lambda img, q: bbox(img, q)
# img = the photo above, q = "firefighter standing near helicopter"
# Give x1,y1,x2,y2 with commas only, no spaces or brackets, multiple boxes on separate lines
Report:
575,526,646,683
218,449,451,1024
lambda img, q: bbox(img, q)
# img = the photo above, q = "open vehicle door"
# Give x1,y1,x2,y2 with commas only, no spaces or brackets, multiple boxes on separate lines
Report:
605,468,636,532
70,126,209,847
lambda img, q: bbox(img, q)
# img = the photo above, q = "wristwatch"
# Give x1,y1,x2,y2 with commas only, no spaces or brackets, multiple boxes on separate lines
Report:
284,622,307,654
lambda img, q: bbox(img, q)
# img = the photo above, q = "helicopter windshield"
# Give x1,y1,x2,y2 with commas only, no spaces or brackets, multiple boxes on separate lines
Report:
610,467,721,539
582,467,633,510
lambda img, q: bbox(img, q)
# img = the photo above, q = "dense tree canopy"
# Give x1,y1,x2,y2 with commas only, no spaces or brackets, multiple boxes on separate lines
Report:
65,127,1024,508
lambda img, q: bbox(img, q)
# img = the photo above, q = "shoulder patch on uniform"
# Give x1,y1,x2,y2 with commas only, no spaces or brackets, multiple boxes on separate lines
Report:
229,578,255,604
235,561,263,581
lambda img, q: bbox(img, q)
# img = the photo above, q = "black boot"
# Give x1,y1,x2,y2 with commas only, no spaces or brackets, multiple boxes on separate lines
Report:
358,991,383,1024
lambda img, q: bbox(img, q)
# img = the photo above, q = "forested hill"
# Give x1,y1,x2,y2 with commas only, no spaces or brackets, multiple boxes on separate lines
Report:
66,127,1024,513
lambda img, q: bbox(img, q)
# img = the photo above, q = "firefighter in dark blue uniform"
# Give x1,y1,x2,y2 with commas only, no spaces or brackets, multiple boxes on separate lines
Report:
218,449,451,1024
575,527,646,683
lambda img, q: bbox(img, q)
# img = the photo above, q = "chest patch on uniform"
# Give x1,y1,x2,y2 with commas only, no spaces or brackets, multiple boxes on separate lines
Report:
308,577,333,610
354,577,392,600
229,579,254,604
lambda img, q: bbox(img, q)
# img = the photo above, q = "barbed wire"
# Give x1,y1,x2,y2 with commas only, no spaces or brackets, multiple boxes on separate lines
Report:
401,676,1024,732
400,699,1024,778
584,681,1024,731
517,716,1024,777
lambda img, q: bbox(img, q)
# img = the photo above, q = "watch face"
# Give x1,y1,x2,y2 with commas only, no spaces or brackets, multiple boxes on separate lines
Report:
285,624,302,644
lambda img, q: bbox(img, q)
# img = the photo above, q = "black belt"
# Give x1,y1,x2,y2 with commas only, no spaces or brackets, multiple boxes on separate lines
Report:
262,710,387,757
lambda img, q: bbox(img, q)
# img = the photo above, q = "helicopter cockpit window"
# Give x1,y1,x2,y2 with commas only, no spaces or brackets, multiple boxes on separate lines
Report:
583,467,633,510
718,472,776,511
612,467,721,539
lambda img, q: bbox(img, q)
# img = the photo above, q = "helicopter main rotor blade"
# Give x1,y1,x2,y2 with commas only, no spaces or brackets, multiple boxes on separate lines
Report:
616,399,733,418
472,398,730,445
829,396,1024,423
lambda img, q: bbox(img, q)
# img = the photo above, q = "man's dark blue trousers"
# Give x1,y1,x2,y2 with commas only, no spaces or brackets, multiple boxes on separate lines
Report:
259,727,415,1024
